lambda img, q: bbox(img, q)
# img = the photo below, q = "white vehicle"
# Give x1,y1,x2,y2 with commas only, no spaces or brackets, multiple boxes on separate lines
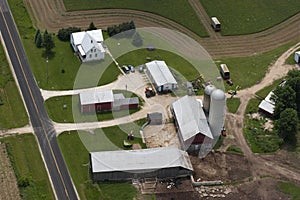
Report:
211,17,221,31
294,51,300,63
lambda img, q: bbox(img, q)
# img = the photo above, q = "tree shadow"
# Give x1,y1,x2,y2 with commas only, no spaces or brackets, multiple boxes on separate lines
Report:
41,51,55,60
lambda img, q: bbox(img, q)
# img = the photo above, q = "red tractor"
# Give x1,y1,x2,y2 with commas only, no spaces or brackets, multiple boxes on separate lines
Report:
145,87,156,98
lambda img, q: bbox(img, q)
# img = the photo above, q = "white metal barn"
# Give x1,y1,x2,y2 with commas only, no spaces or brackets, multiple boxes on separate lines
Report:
89,147,193,181
70,29,105,62
294,51,300,63
145,60,178,93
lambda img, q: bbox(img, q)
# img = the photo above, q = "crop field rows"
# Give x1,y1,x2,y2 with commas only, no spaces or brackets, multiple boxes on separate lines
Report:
0,143,21,200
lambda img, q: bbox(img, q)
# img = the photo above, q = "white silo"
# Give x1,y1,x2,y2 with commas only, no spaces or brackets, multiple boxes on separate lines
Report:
208,89,226,139
203,84,216,113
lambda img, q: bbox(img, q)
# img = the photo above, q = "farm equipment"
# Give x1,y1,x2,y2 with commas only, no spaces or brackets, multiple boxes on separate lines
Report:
145,87,156,98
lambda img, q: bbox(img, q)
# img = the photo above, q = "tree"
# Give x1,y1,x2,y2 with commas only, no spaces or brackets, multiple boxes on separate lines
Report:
274,108,298,143
57,27,81,41
286,71,300,117
43,30,55,55
87,22,97,31
272,85,297,119
34,29,40,43
35,32,43,48
131,32,143,47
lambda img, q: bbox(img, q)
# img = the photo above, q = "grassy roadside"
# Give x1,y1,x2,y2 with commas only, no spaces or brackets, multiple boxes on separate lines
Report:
0,134,54,200
8,0,120,90
226,98,240,113
200,0,300,35
63,0,208,37
58,131,139,200
0,43,28,129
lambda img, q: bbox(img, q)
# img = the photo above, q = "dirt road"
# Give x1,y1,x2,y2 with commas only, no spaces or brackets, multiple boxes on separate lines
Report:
224,42,300,182
24,0,300,57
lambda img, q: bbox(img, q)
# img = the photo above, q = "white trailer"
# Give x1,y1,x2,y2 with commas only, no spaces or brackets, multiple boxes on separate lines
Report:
294,51,300,63
211,17,221,31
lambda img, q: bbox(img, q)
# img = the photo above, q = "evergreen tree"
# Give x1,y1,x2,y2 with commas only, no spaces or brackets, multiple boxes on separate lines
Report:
87,22,97,30
35,32,43,48
43,30,55,55
34,29,40,43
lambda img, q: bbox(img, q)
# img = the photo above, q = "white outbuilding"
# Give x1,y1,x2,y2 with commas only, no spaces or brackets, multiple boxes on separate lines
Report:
70,29,105,62
294,51,300,63
145,60,178,93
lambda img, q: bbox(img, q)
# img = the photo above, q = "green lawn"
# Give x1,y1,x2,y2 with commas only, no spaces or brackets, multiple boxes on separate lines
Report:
200,0,300,35
286,48,300,65
0,43,28,129
0,134,54,200
45,90,142,123
255,79,284,98
278,181,300,200
243,98,283,153
116,49,199,81
226,98,240,113
63,0,208,37
58,131,139,200
8,0,120,90
219,42,296,91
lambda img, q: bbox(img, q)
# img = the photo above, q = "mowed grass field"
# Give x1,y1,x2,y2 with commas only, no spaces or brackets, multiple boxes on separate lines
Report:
200,0,300,35
58,131,138,200
0,44,28,129
219,42,296,91
0,134,54,200
63,0,208,37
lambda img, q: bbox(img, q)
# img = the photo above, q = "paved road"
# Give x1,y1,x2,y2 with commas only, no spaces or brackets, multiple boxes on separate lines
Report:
0,0,78,199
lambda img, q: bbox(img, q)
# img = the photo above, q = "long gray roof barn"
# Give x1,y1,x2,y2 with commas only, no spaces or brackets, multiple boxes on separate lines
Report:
90,147,193,181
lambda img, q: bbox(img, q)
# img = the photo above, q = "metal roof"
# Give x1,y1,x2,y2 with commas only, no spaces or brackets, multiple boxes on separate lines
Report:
146,60,177,87
113,97,139,107
258,91,275,114
71,29,105,54
79,90,114,105
172,95,213,141
90,147,193,173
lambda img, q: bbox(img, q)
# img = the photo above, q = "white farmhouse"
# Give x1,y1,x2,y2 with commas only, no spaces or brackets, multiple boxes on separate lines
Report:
70,29,105,62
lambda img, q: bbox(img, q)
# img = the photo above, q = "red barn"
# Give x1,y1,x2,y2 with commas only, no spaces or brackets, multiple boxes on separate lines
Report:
79,90,114,113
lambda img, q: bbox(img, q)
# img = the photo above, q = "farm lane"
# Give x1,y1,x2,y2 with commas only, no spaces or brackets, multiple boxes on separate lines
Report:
224,42,300,182
24,0,300,57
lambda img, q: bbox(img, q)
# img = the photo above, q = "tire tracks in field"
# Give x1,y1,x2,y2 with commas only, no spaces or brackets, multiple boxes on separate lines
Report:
24,0,300,58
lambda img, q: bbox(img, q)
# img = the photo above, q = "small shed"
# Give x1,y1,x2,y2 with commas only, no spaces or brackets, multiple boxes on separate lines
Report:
147,112,163,125
294,51,300,63
90,147,193,182
145,60,178,93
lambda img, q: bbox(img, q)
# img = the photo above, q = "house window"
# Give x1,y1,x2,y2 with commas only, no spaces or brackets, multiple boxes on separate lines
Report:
91,40,93,43
94,49,96,52
90,54,92,58
95,54,97,57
